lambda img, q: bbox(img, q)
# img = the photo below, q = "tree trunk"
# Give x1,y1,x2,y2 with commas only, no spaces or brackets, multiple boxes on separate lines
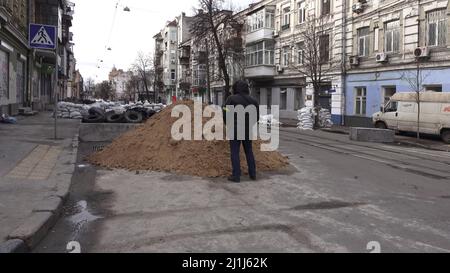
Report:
313,85,321,129
205,39,212,104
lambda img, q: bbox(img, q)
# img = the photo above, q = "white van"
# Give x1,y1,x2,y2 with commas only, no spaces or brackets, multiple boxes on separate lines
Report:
373,92,450,143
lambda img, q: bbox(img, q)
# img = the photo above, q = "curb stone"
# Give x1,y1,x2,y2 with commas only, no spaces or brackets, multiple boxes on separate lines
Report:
4,134,79,252
7,212,56,250
0,239,28,253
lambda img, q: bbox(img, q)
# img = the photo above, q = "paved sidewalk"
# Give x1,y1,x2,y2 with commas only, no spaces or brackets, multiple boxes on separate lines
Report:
0,112,80,252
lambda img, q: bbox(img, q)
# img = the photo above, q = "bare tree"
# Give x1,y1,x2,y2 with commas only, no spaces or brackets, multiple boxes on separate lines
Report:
84,77,95,99
190,0,243,101
95,81,114,101
290,15,339,128
132,52,154,102
400,60,430,140
125,73,140,102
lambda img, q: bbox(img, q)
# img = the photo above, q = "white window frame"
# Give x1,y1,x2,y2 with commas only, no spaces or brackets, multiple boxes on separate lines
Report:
245,41,274,66
297,42,305,65
382,86,396,106
358,27,370,57
282,46,291,67
355,87,367,116
282,7,291,28
265,9,275,29
384,20,400,53
297,1,306,24
426,9,447,47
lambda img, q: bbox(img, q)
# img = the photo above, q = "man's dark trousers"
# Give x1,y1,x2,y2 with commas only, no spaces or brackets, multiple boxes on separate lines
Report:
230,140,256,178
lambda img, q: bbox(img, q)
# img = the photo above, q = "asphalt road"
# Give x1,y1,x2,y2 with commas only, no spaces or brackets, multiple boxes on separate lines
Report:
34,128,450,253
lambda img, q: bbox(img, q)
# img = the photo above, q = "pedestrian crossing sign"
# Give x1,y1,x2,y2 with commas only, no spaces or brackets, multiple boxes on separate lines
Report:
29,24,57,50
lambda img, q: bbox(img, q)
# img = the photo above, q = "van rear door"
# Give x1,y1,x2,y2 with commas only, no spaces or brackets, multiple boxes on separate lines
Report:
420,102,441,134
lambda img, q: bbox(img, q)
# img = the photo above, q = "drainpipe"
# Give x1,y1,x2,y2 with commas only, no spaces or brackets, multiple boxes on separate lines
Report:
340,0,347,126
27,0,33,108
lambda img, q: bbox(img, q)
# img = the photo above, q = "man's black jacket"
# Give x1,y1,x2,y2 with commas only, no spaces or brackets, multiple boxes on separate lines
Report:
223,81,260,141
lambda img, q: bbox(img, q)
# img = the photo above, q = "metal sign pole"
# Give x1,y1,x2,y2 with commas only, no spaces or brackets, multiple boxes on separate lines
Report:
54,40,58,140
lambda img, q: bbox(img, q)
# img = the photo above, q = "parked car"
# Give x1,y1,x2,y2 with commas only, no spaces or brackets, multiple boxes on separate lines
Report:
373,92,450,143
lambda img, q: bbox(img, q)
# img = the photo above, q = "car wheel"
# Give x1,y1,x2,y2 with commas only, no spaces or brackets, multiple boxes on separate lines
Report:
441,130,450,144
375,122,387,129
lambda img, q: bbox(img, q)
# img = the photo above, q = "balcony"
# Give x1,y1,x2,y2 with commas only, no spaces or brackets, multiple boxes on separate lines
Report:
179,49,190,65
245,28,274,45
244,65,275,79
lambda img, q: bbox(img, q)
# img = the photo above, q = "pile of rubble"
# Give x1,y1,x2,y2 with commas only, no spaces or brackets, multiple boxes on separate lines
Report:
89,101,289,178
56,101,166,124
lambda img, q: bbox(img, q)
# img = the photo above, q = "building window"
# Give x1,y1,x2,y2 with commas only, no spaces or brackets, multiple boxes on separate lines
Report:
282,7,291,29
245,41,274,66
0,49,9,100
296,42,305,64
265,9,275,29
280,88,287,110
385,20,400,53
319,34,330,63
170,30,177,42
247,9,274,32
322,0,330,16
355,87,367,115
267,88,272,107
382,86,396,105
171,69,176,80
427,9,447,47
424,85,442,92
358,27,370,57
297,1,306,24
282,46,291,67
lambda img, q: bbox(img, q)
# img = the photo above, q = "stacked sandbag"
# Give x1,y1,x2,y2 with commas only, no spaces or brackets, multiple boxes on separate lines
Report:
56,102,84,119
297,107,314,130
55,100,167,123
319,108,333,128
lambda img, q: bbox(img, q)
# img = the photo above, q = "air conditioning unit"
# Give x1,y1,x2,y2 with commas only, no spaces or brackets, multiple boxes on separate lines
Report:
414,47,430,58
276,65,284,73
352,3,364,14
349,56,360,66
376,52,388,63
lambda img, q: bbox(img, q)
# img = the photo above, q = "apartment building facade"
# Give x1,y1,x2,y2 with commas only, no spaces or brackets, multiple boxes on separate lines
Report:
344,0,450,127
108,67,131,100
243,0,347,120
154,10,245,105
0,0,31,114
0,0,78,115
154,0,450,125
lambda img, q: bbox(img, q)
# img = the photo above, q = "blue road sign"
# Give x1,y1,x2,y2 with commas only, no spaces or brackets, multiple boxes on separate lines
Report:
29,24,57,50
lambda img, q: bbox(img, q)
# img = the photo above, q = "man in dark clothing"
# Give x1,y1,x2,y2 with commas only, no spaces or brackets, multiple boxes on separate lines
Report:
223,80,260,183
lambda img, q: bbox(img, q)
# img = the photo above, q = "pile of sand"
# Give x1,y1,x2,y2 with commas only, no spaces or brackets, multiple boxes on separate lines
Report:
88,101,289,178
